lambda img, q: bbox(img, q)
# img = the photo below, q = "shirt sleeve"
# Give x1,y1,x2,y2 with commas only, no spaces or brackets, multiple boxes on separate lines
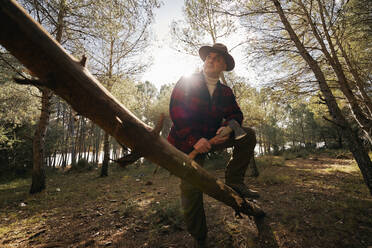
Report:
169,78,202,147
221,87,244,126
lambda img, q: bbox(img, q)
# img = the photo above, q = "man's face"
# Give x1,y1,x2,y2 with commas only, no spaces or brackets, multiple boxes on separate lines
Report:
203,52,227,77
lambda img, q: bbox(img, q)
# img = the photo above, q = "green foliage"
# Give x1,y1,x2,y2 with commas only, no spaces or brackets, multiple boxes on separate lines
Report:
44,121,65,159
255,156,289,185
148,200,183,232
341,0,372,79
0,82,40,125
147,83,174,137
69,158,95,173
282,149,310,159
171,0,237,55
256,155,285,167
282,151,297,160
88,0,159,79
0,124,34,177
0,52,40,176
257,170,290,185
317,149,353,159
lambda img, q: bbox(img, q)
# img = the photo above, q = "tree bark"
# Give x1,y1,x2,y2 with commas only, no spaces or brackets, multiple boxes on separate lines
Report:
101,38,115,176
30,87,52,194
0,0,268,218
272,0,372,195
70,112,77,165
101,132,109,177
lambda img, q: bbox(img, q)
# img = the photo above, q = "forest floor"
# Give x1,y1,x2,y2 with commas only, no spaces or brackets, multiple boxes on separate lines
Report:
0,153,372,248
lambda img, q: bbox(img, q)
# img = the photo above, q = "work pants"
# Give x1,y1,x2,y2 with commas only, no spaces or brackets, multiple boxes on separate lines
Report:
180,127,256,241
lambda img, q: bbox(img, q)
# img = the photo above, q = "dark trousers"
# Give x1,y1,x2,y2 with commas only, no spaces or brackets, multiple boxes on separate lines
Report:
180,127,256,241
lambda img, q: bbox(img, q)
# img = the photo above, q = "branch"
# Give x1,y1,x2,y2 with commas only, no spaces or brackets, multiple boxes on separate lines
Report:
79,55,87,67
114,114,165,168
323,116,345,128
13,77,43,87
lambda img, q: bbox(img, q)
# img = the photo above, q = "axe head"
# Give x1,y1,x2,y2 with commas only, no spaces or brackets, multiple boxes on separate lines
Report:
227,119,246,140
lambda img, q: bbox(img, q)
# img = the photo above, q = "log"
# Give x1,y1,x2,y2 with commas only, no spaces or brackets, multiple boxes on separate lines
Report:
0,2,276,245
113,114,165,168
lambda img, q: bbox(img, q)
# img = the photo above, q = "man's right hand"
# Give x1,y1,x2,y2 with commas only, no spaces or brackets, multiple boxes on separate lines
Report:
193,138,211,153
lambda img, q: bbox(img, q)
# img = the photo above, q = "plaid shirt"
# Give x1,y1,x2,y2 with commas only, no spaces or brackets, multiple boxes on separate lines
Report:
167,72,243,153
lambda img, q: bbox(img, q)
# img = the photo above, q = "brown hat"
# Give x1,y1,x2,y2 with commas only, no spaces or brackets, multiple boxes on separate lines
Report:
199,43,235,71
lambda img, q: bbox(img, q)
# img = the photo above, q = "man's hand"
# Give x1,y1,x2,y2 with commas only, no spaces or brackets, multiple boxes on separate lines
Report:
193,138,211,153
214,127,230,144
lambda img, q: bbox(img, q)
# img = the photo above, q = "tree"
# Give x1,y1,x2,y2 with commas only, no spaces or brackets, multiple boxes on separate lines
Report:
272,0,372,194
224,0,372,194
0,52,40,176
87,0,160,177
171,0,237,54
21,0,67,193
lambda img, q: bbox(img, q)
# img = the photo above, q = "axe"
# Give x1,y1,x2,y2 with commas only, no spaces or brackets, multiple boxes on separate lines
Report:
189,119,246,160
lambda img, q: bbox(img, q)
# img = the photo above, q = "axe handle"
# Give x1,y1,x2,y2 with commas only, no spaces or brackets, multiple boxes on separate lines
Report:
188,129,232,160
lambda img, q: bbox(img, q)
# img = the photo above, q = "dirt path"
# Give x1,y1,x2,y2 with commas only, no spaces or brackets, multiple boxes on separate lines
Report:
1,156,371,248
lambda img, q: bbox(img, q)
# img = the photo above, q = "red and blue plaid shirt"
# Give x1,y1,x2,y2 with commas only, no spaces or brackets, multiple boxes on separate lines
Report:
167,72,243,153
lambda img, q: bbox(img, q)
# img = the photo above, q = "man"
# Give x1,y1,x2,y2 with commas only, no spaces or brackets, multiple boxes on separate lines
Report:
167,43,258,247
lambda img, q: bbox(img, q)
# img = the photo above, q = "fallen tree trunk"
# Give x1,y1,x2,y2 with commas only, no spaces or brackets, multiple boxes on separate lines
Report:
0,1,277,246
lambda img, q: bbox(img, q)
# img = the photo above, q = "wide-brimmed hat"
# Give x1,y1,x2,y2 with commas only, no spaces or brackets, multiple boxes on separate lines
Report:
199,43,235,71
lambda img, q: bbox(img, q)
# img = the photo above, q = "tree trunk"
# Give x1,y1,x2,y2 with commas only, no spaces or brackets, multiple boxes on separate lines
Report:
30,87,52,194
101,132,109,177
100,38,115,176
320,132,328,148
70,113,77,165
336,128,343,149
94,127,101,165
272,0,372,195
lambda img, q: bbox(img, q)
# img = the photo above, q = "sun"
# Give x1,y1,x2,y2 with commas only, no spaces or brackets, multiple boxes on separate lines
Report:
142,47,201,89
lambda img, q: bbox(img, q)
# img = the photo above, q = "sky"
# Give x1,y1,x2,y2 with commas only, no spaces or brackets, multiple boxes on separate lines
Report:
140,0,199,89
141,0,258,89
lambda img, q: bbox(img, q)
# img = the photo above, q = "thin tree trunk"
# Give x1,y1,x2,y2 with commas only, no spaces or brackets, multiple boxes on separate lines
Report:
52,150,56,168
336,128,343,149
300,120,305,147
101,132,109,177
95,127,101,165
30,88,52,194
321,133,328,148
101,38,115,176
30,0,66,193
70,113,77,165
